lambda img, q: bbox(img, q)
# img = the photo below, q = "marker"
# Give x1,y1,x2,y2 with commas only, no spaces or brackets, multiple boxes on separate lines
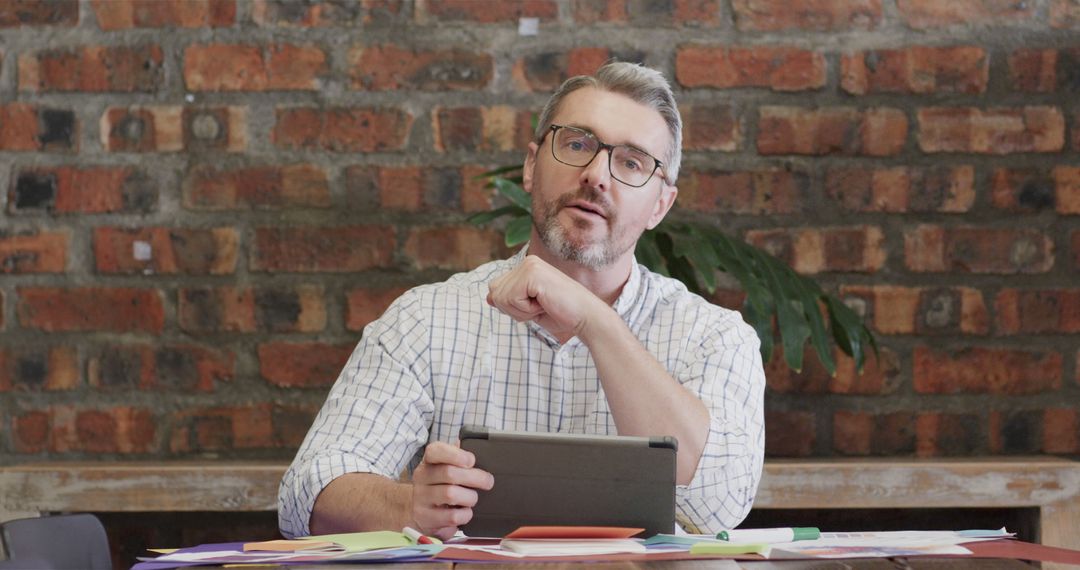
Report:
717,527,819,543
402,526,441,545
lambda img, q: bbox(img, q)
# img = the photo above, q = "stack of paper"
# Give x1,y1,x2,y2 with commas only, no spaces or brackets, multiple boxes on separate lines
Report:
500,538,647,556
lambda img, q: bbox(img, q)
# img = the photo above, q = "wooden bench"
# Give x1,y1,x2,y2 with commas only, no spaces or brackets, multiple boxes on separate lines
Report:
1,457,1077,550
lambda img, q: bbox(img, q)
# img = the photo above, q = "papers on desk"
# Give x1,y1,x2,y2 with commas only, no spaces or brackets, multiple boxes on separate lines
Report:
135,526,1022,569
650,527,1016,559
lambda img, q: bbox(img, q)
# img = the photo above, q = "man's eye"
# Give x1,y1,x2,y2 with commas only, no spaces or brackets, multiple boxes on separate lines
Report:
622,159,643,171
567,140,587,152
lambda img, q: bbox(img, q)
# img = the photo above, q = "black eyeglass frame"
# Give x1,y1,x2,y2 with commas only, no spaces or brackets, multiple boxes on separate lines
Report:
542,124,666,188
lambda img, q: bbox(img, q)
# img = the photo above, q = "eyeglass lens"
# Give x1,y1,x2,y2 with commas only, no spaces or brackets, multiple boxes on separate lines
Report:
552,127,657,187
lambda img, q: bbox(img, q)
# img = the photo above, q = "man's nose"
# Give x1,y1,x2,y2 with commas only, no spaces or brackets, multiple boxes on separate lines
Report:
579,148,611,192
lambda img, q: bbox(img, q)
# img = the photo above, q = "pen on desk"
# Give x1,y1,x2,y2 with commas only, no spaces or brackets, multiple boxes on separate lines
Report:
402,526,441,545
717,527,820,543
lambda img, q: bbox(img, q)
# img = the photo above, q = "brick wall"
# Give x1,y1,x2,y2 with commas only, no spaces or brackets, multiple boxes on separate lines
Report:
0,0,1077,462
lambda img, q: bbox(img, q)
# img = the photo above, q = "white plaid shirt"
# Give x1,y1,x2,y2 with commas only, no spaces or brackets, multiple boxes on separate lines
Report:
278,247,765,538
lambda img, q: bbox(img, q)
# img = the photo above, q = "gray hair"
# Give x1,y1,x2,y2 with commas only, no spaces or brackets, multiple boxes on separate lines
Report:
534,61,683,185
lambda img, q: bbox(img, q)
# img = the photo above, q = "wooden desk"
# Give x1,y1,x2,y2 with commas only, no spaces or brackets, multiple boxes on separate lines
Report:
1,457,1076,567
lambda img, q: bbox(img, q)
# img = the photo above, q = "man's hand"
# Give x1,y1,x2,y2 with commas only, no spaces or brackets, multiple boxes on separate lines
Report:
411,442,494,539
487,255,607,340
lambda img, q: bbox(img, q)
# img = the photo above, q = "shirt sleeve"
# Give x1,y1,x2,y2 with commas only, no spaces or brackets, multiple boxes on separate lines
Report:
672,311,766,534
277,292,434,538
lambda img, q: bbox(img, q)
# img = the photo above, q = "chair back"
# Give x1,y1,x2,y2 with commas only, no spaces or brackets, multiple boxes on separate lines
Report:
0,514,112,570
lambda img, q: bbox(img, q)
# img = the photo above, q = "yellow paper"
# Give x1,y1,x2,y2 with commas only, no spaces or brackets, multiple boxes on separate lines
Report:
302,531,411,552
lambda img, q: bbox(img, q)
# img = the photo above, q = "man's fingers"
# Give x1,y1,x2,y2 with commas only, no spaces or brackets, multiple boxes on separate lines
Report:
422,441,475,467
416,463,494,490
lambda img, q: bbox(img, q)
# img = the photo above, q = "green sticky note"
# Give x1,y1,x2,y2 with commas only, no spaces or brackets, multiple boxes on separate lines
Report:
303,531,411,552
690,541,770,556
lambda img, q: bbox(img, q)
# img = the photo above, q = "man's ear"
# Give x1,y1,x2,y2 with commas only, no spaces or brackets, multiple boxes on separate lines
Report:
522,142,539,195
646,183,678,230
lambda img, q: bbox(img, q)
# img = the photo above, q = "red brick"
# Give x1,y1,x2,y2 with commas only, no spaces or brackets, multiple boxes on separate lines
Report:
764,347,831,395
258,342,354,388
572,0,721,25
758,106,907,156
94,227,238,275
915,413,981,457
1074,230,1080,270
745,226,886,274
0,0,77,27
1051,0,1080,28
349,45,492,91
403,226,508,271
917,106,1065,154
764,411,815,457
913,346,1062,395
17,287,164,333
92,0,236,29
19,45,163,92
178,286,326,333
87,343,233,392
571,0,628,22
11,166,157,214
460,164,499,213
904,225,1054,274
24,406,157,454
346,286,411,331
0,231,67,274
274,107,413,152
417,0,557,23
826,166,974,213
169,403,277,452
252,0,402,26
990,168,1056,212
680,169,806,215
994,289,1080,334
252,226,396,272
184,43,326,91
1053,166,1080,214
0,346,78,392
374,166,465,211
841,47,987,95
183,164,329,210
841,285,989,335
1044,408,1079,453
0,104,76,151
897,0,1034,29
13,411,50,453
1008,49,1058,92
989,410,1044,454
433,106,532,152
766,345,898,395
833,411,917,456
676,46,826,91
680,104,739,151
102,106,248,152
0,104,39,150
512,48,612,92
731,0,881,30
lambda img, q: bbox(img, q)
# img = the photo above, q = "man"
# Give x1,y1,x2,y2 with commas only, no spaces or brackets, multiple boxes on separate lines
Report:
278,62,765,539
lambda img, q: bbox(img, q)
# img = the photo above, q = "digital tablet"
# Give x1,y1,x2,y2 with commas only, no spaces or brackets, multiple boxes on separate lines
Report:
458,425,677,537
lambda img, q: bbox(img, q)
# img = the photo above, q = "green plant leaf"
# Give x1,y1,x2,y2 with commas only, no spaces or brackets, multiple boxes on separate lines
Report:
493,178,531,211
504,215,532,246
476,164,523,179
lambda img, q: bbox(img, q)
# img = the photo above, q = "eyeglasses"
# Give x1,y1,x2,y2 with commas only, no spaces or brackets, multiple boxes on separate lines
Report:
543,124,665,188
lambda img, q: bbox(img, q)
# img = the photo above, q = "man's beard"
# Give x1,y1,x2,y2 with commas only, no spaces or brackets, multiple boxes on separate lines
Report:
532,186,633,271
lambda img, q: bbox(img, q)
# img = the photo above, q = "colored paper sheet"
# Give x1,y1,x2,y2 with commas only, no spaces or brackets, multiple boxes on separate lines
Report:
244,539,339,552
302,530,411,552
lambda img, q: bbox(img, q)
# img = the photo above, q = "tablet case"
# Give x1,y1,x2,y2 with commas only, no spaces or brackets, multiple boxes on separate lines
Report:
458,425,677,537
